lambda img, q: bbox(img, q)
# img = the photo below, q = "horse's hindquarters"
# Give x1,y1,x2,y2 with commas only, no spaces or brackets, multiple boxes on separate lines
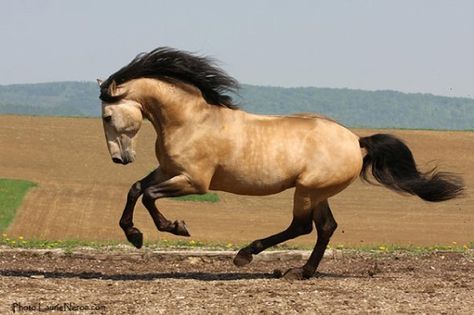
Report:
296,122,363,196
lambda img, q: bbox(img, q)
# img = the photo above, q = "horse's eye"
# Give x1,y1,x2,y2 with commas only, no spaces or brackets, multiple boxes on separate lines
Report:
103,115,112,123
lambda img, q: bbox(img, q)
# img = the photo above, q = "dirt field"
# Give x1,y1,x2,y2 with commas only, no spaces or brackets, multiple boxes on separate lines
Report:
0,248,472,314
0,115,473,246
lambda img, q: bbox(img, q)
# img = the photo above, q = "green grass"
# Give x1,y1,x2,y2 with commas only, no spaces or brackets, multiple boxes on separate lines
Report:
0,237,235,251
170,193,220,203
0,178,37,231
329,242,474,254
0,238,122,252
1,236,473,255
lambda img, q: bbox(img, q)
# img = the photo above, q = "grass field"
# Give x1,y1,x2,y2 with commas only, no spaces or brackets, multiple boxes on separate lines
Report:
0,178,36,231
0,115,472,247
171,193,220,203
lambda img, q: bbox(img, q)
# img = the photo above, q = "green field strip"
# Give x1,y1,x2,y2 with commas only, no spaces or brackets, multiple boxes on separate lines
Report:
170,192,220,203
0,178,37,231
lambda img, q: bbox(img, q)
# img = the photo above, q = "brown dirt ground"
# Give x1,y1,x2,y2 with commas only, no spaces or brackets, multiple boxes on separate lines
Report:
0,115,473,246
0,248,472,314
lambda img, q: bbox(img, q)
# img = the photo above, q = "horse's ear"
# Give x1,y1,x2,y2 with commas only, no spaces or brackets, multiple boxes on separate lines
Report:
96,79,103,87
108,80,117,95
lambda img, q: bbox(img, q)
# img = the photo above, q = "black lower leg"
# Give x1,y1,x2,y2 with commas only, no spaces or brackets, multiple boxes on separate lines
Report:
279,201,337,280
142,194,190,237
119,181,144,248
234,217,313,266
301,238,331,278
302,204,337,278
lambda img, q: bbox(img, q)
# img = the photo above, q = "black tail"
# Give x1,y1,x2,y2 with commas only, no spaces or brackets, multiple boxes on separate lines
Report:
359,134,464,202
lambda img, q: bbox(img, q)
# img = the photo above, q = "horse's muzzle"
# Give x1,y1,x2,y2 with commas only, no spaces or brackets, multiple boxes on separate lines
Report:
112,157,128,165
112,152,135,165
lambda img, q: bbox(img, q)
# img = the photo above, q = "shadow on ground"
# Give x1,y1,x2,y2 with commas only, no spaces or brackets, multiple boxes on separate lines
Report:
0,269,275,281
0,269,362,281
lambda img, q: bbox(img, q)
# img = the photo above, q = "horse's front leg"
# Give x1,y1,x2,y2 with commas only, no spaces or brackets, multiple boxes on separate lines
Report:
119,171,158,249
142,172,203,237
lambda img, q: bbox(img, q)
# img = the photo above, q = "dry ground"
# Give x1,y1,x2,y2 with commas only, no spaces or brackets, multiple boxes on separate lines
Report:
0,248,472,314
0,115,473,246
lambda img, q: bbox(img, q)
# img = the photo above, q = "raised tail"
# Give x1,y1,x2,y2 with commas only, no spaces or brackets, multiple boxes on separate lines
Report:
359,134,464,202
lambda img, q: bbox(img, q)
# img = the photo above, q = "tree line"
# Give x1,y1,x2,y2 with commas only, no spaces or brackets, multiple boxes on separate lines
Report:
0,82,472,130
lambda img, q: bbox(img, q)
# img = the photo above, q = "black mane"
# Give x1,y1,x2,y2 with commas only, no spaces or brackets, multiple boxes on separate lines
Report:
100,47,239,109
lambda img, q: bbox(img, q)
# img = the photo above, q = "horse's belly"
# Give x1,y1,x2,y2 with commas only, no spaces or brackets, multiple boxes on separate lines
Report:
209,166,297,196
209,129,306,195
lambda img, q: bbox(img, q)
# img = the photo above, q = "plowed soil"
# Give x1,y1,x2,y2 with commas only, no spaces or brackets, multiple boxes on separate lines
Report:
1,115,473,246
0,249,472,314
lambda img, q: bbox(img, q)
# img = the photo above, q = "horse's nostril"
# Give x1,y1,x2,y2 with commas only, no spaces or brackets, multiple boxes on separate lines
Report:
112,157,122,164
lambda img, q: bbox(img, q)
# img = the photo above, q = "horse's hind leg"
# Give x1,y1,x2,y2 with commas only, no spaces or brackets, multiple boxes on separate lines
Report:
233,187,313,266
281,199,337,280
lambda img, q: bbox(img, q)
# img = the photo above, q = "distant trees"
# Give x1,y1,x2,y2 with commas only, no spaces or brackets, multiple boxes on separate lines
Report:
0,82,99,117
0,82,473,130
238,85,474,130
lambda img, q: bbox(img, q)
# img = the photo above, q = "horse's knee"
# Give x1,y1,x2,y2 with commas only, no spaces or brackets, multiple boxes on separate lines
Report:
142,190,155,208
128,181,142,200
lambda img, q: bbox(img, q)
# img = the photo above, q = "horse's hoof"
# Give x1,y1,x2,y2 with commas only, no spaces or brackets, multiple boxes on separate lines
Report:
174,220,190,237
126,228,143,249
281,267,312,280
233,249,253,267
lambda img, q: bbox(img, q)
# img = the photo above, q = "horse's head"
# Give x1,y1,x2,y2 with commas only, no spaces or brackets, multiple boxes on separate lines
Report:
98,79,143,165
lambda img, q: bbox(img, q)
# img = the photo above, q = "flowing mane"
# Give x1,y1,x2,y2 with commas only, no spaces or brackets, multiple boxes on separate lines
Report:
100,47,239,109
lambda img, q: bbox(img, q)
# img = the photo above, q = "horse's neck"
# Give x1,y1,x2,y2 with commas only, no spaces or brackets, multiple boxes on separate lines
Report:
133,79,206,127
136,79,215,157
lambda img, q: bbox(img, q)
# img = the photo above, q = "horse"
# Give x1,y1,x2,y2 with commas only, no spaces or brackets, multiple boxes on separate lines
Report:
97,47,464,280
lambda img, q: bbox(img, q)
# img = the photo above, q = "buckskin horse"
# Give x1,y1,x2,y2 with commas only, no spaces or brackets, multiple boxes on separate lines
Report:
97,47,464,279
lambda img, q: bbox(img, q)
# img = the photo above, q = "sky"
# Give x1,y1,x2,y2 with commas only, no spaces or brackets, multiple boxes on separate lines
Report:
0,0,473,98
